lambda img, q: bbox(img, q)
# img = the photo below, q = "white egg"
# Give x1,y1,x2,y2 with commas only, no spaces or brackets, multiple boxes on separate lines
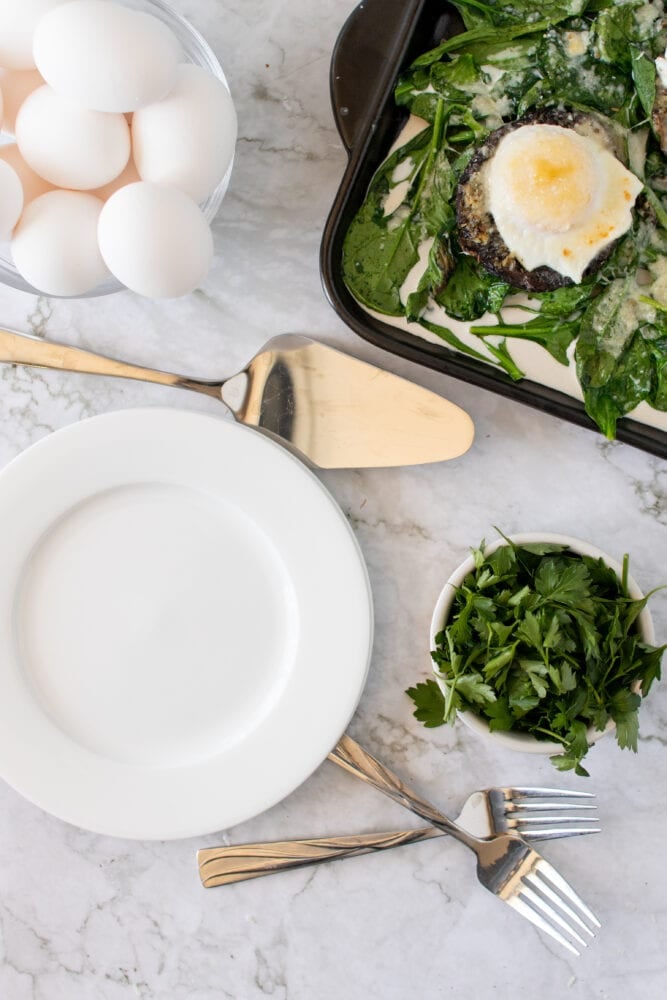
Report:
34,0,181,113
0,159,23,238
0,142,54,204
132,64,237,202
98,182,213,298
0,1,64,70
16,85,130,189
0,68,44,134
487,124,644,283
12,189,110,296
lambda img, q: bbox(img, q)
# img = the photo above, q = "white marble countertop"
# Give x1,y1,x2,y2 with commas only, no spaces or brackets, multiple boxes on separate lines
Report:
1,1,666,997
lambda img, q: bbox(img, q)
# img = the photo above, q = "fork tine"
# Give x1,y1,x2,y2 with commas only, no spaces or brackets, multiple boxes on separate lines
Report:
510,811,600,834
507,813,600,832
517,884,589,948
511,802,597,812
533,858,601,928
513,813,600,825
509,787,595,798
520,826,601,841
526,870,595,939
503,787,601,840
507,895,581,956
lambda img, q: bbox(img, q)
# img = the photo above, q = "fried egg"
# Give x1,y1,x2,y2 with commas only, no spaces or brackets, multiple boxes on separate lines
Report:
485,123,643,284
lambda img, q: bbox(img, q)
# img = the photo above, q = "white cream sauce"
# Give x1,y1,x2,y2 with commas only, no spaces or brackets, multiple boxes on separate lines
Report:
367,300,667,432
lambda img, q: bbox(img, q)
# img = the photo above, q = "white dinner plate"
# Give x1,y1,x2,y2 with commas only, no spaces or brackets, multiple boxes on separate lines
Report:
0,409,373,840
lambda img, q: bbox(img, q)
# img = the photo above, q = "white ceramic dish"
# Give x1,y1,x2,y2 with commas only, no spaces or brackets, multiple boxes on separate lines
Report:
429,532,655,754
0,0,233,297
0,409,373,839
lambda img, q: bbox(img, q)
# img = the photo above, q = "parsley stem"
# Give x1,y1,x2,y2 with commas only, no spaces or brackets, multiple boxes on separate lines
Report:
533,726,565,744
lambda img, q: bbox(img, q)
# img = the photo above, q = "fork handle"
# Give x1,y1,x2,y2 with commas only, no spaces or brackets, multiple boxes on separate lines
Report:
329,735,481,849
199,734,476,889
197,826,443,887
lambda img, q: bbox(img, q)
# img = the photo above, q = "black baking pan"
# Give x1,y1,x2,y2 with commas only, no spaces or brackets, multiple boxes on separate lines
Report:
320,0,667,459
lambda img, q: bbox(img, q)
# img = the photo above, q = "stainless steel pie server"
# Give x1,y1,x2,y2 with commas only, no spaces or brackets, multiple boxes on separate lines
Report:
0,327,474,468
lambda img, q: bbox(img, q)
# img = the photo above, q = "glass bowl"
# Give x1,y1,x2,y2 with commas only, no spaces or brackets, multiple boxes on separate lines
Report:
0,0,232,297
429,533,656,755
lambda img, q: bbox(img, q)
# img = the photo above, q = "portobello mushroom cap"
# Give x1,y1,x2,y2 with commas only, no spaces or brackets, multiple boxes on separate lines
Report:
652,82,667,156
455,108,624,292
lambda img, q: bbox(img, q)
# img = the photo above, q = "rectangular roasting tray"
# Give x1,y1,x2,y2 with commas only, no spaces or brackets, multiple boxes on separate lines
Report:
319,0,667,459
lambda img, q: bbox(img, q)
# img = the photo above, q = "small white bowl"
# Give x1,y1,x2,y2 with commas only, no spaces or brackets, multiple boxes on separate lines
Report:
429,533,655,754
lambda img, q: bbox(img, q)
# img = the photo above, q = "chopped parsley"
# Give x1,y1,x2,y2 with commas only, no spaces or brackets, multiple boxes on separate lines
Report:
407,534,665,774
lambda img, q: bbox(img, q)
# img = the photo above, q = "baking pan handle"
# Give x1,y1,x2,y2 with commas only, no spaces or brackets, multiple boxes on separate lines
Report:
330,0,426,153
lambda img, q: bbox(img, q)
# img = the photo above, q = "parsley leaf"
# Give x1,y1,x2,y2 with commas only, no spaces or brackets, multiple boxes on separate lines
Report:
405,679,446,728
609,689,641,752
535,558,592,608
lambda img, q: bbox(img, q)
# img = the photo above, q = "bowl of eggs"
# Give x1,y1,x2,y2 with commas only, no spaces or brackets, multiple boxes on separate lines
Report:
0,0,237,299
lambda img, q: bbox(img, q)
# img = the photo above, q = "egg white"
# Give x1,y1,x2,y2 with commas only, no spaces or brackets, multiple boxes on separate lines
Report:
485,123,643,283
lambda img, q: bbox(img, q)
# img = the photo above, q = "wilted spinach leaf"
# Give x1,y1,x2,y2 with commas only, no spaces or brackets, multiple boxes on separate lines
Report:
451,0,588,28
435,254,510,321
342,112,445,315
538,26,631,113
575,279,665,436
472,316,579,364
632,51,657,119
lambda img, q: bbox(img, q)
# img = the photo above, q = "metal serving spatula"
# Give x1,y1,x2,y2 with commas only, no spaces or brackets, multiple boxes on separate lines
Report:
0,328,474,468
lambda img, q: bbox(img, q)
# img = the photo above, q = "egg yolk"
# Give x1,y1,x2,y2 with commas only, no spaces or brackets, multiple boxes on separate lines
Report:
498,129,597,233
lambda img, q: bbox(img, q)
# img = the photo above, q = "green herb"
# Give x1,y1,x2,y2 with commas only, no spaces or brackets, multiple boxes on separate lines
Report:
341,126,438,317
538,24,631,114
574,273,667,437
470,316,579,365
341,0,667,438
632,51,657,119
406,535,665,774
435,254,510,321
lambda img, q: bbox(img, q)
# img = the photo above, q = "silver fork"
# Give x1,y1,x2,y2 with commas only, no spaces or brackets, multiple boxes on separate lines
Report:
328,736,600,954
198,786,599,887
199,739,600,953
